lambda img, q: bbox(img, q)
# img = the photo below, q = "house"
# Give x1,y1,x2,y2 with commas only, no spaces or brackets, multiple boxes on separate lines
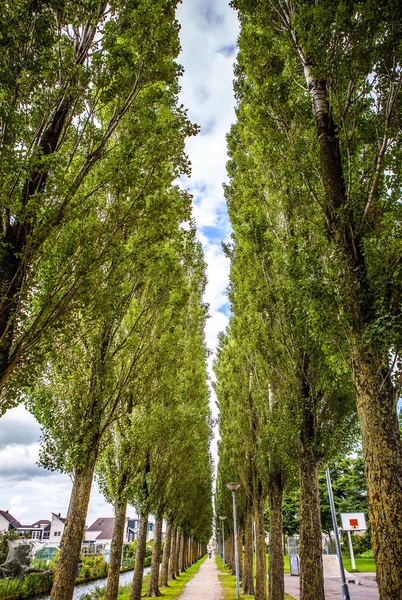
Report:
85,517,115,546
84,515,161,548
17,520,51,540
49,513,66,542
0,510,21,533
0,510,51,540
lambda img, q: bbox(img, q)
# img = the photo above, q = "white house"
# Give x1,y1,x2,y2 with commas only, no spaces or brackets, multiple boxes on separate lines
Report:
48,513,66,542
0,510,52,540
0,510,21,533
84,515,162,547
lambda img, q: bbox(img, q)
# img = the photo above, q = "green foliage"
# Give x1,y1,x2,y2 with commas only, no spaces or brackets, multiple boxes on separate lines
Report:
0,0,197,413
0,572,54,600
78,556,108,580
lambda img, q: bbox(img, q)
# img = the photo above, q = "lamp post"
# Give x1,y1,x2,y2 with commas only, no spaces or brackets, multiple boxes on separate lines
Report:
219,516,227,564
226,483,241,600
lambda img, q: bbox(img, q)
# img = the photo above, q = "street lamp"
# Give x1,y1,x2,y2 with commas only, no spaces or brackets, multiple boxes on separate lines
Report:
219,516,227,564
226,483,241,600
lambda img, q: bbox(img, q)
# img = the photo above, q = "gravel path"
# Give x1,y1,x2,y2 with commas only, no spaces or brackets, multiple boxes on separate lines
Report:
179,556,223,600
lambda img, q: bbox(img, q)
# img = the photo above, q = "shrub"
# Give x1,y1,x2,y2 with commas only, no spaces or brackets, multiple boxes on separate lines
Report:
0,571,54,599
79,555,108,579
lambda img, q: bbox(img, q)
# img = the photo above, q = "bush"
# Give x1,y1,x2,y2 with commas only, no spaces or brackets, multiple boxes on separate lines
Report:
0,571,54,599
78,555,108,580
359,548,374,558
122,542,136,569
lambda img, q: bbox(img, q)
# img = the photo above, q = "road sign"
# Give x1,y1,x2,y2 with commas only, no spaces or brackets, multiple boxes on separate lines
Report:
340,512,367,531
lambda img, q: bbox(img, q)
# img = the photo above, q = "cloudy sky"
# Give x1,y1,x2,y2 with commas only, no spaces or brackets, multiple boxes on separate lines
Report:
0,0,238,526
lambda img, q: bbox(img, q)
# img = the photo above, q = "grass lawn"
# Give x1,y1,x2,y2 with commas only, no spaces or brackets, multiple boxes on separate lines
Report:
343,557,376,573
217,555,295,600
116,555,208,600
252,554,290,574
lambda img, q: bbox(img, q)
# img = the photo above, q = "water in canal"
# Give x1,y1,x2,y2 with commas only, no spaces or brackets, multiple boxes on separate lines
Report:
34,566,151,600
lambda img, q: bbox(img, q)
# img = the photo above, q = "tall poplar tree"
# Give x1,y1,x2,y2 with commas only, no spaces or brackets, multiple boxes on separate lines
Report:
229,1,402,596
0,0,195,412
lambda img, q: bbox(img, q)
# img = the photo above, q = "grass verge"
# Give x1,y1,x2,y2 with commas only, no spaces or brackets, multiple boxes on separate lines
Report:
117,555,208,600
343,557,376,573
216,554,295,600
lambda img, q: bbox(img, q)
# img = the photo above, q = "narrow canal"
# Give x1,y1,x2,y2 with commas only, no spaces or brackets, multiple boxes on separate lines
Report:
34,567,151,600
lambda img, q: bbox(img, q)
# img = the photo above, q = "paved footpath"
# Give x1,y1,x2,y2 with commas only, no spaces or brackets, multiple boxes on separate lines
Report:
285,573,379,599
179,556,223,600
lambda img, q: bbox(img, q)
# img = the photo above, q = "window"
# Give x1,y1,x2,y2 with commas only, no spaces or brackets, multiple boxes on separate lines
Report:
32,531,41,539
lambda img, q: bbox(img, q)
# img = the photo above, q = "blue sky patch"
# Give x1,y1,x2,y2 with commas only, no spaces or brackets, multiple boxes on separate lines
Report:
217,44,237,58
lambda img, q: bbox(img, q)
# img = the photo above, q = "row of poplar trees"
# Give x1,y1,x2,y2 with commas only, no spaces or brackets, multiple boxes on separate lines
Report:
215,2,402,600
0,2,212,600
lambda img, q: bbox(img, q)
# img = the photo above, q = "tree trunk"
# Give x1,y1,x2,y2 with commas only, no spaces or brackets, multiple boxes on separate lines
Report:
227,534,234,573
168,526,177,581
268,470,284,600
105,501,127,600
237,522,243,582
130,514,148,600
160,521,172,587
178,532,184,573
147,517,162,597
243,511,254,596
182,535,187,571
299,453,324,600
255,498,266,600
354,354,402,600
174,529,180,577
50,453,97,600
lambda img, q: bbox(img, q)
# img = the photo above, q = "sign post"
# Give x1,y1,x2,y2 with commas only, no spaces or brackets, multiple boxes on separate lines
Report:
340,512,367,574
326,469,350,600
346,531,356,571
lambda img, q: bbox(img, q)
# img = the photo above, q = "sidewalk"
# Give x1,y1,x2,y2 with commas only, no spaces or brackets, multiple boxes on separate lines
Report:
285,573,379,599
179,555,223,600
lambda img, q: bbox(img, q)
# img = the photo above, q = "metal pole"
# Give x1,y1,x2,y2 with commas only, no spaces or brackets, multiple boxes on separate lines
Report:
232,491,240,600
326,468,350,600
347,530,356,571
222,519,225,565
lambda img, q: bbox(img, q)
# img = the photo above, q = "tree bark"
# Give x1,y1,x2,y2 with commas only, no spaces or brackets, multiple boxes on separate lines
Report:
105,501,127,600
178,532,184,573
237,522,243,582
160,521,172,587
50,452,97,600
354,353,402,600
268,470,284,600
130,514,148,600
147,517,162,597
243,511,254,596
168,526,177,581
255,498,267,600
299,453,324,600
174,529,180,577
